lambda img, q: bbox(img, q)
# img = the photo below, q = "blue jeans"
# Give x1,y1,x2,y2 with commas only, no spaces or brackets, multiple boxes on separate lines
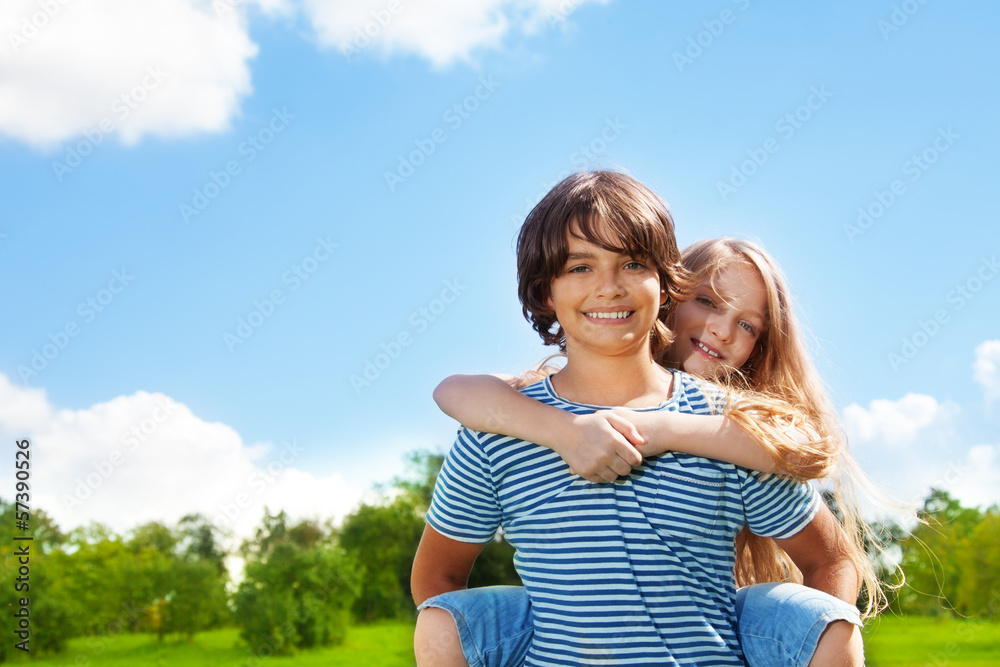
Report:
418,582,861,667
418,586,533,667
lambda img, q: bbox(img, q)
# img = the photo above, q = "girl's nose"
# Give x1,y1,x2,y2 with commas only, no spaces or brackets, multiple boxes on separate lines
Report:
707,314,735,342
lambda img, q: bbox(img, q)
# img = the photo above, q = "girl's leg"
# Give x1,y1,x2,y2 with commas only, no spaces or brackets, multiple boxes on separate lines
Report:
736,582,864,667
809,620,864,667
415,606,467,666
414,586,533,667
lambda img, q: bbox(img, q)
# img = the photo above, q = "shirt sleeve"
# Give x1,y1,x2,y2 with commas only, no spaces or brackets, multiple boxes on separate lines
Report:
425,427,503,544
740,470,821,539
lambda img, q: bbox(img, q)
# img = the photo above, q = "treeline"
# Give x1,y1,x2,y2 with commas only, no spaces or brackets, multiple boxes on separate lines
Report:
0,452,519,662
886,488,1000,618
2,458,996,662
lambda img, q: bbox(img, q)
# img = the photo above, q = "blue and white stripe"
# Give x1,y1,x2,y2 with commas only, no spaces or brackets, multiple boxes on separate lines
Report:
426,370,819,666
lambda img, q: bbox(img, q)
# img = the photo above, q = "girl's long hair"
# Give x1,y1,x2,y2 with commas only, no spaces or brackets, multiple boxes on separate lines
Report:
669,238,899,620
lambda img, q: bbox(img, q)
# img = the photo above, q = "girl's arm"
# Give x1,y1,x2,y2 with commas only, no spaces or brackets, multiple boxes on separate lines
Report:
621,409,781,474
434,374,644,483
774,502,861,603
436,374,808,476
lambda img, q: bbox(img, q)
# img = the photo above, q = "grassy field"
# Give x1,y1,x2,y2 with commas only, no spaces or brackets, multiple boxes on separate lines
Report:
863,615,1000,667
6,616,999,666
5,623,417,666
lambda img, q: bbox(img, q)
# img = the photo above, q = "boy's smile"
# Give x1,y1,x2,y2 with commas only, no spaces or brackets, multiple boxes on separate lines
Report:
547,223,666,359
672,262,767,378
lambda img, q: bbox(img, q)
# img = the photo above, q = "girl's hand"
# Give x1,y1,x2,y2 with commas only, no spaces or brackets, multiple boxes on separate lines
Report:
562,412,645,483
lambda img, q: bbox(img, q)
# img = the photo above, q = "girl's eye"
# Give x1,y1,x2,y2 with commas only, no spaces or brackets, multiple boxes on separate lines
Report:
695,296,714,307
739,321,756,335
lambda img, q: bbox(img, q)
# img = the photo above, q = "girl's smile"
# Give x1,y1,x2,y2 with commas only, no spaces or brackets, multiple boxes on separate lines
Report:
672,262,767,378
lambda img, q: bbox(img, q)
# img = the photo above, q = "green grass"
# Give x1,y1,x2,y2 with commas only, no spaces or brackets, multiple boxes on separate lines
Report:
864,615,1000,666
7,622,416,666
8,617,999,666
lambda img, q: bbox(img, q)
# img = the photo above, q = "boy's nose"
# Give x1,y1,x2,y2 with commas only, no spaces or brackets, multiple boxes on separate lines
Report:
595,270,625,298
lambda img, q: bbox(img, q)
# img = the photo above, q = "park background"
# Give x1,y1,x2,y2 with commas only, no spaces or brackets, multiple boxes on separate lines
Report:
1,0,999,664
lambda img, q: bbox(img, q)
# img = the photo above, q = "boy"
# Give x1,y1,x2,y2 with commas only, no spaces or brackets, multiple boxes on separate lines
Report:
411,171,858,665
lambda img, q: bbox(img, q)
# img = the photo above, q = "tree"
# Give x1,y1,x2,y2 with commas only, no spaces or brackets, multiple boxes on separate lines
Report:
161,557,230,640
234,510,361,656
897,489,985,617
338,449,521,623
176,513,229,574
953,506,1000,618
0,499,75,660
339,494,425,621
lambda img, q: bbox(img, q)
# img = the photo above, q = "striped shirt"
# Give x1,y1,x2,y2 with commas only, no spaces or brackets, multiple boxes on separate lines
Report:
426,371,820,666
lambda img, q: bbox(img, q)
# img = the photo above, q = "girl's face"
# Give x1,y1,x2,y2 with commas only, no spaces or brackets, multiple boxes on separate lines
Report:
671,262,767,378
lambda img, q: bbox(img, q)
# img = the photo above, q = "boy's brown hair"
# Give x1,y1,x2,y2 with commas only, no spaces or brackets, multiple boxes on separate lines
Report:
516,170,694,359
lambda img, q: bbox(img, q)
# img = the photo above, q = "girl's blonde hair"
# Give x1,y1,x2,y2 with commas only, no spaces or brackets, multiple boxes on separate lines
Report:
672,238,894,619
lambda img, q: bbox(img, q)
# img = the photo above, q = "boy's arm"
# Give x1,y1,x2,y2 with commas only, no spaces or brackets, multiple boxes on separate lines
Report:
434,374,644,482
773,503,861,603
411,524,487,606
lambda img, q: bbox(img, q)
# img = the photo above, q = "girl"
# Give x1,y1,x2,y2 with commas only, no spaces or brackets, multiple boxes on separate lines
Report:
424,238,884,667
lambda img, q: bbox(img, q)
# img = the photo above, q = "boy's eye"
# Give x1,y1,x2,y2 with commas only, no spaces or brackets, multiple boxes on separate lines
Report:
695,296,714,307
624,260,646,270
567,265,590,273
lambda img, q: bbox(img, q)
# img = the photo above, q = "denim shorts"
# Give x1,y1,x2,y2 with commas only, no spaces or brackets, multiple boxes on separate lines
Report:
417,586,534,667
736,582,862,667
418,582,861,667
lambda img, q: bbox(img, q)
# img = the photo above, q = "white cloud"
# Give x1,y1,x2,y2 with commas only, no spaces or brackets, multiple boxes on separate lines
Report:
0,374,363,542
0,0,608,147
300,0,608,67
956,444,1000,510
0,0,260,148
973,339,1000,404
842,393,955,447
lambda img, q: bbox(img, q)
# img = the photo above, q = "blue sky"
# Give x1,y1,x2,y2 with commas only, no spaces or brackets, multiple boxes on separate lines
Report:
1,0,998,540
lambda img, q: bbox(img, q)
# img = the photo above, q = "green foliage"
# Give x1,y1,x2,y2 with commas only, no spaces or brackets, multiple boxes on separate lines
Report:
338,449,520,622
896,489,1000,619
162,558,230,640
467,536,520,589
0,502,231,663
339,496,424,621
233,510,361,656
0,500,75,660
953,508,1000,618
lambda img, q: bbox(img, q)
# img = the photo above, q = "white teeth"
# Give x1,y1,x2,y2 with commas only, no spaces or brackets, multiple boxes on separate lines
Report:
585,311,633,319
696,341,721,358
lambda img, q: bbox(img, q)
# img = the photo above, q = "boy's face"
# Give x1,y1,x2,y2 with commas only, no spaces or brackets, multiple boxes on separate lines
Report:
546,221,667,360
671,262,767,378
